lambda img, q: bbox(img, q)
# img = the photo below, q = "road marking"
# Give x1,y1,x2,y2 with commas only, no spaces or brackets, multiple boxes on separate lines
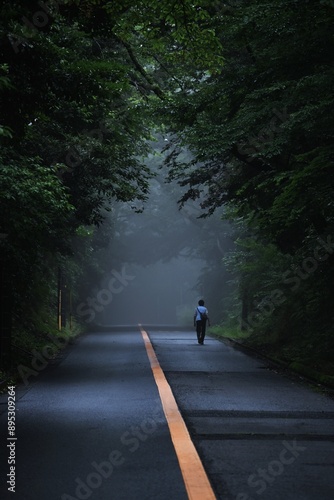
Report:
140,327,216,500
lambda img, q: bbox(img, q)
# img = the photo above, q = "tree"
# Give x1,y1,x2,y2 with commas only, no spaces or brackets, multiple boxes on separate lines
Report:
161,0,334,359
0,0,225,366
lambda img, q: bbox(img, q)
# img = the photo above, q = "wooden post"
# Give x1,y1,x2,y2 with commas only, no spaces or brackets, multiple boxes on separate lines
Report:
69,289,72,330
58,267,62,331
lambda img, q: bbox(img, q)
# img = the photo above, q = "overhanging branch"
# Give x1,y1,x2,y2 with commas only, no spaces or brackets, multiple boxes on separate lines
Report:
115,35,165,100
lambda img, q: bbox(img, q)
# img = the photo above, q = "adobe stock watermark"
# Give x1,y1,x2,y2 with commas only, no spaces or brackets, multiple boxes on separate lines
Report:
17,333,70,386
241,234,334,332
237,107,289,163
236,439,307,499
55,120,112,180
76,266,136,323
61,399,165,500
8,0,64,54
16,266,135,385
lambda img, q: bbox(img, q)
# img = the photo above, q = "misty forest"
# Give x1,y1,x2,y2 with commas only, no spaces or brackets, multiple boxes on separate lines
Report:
1,0,334,387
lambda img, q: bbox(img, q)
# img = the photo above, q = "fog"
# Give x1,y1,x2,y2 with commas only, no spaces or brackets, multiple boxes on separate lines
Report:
87,142,235,328
97,258,203,326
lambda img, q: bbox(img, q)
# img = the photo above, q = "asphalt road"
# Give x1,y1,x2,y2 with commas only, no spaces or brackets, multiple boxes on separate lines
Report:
0,330,188,500
148,329,334,500
1,327,334,500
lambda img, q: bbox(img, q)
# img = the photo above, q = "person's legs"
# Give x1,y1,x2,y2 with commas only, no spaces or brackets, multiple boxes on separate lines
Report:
196,321,202,343
201,320,207,344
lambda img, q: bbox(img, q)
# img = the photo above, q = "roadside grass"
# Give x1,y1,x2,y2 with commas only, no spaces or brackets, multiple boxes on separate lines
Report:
208,324,334,389
274,340,334,389
208,324,251,341
0,317,83,393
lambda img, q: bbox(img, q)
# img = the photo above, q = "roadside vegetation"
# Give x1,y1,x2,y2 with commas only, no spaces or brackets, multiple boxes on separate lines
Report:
210,325,334,389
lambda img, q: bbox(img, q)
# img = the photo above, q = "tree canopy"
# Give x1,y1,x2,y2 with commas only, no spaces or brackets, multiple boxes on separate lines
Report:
163,0,334,366
0,0,225,361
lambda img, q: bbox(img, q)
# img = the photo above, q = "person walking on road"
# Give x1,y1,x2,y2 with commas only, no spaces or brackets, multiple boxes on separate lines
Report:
194,299,210,345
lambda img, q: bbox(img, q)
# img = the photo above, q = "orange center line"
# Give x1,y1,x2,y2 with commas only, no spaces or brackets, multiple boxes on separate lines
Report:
140,326,216,500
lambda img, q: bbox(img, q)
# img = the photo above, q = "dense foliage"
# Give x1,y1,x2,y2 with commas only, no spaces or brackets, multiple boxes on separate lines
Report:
0,0,223,368
163,0,334,368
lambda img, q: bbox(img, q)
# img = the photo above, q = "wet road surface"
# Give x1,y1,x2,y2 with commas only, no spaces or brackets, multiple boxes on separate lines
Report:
1,327,334,500
0,330,188,500
147,329,334,500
